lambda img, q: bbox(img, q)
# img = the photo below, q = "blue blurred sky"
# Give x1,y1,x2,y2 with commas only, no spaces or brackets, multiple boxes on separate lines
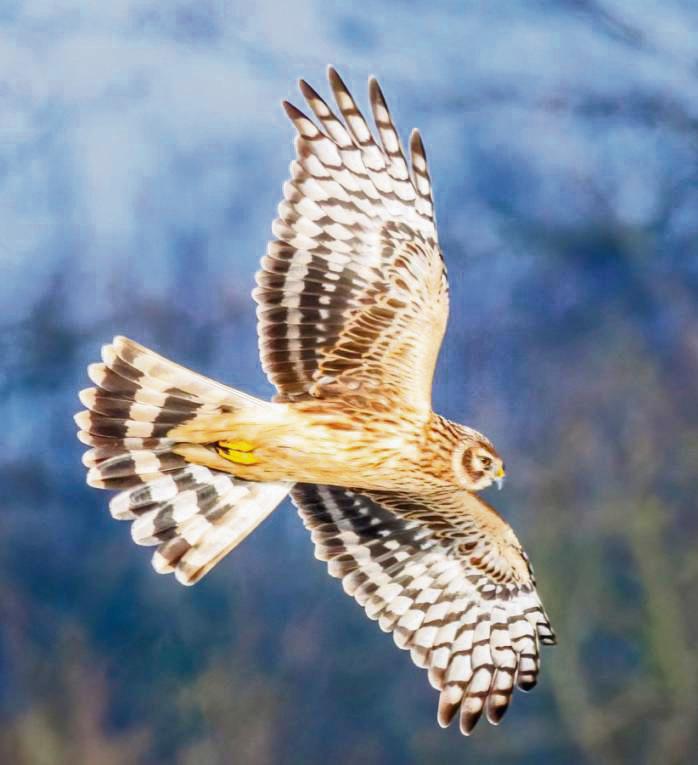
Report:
3,0,697,321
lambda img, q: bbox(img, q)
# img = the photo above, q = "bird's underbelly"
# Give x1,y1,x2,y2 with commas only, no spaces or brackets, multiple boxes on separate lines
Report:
251,424,418,489
192,420,421,491
172,400,443,492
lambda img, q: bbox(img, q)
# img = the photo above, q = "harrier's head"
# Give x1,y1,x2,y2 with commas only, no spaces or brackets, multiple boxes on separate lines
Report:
454,438,506,492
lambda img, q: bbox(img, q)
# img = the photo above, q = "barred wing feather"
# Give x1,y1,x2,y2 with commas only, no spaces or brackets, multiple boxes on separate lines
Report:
254,68,448,408
293,484,555,735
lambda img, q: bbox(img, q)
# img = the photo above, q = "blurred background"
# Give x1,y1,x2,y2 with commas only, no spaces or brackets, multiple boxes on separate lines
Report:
1,1,697,763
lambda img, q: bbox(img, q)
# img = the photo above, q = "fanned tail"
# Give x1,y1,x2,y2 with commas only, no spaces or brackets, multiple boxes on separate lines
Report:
75,336,292,584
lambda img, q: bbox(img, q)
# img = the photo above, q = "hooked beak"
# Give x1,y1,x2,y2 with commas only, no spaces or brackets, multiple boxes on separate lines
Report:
494,467,506,490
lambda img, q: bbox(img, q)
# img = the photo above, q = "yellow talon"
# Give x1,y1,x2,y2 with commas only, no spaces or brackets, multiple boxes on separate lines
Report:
218,439,256,452
216,440,260,465
226,451,260,465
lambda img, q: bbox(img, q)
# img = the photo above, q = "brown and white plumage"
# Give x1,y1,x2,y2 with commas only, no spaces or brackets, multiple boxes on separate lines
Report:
254,68,447,410
76,67,555,735
76,337,292,585
296,484,554,733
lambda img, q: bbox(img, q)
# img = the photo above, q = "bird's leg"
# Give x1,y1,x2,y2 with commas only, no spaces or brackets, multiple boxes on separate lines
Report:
215,439,260,465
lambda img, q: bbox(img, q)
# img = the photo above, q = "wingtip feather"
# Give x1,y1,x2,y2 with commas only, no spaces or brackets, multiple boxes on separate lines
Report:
367,75,382,99
78,387,96,408
74,410,90,430
87,362,107,386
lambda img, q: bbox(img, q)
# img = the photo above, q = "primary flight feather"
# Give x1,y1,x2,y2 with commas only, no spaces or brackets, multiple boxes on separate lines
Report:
75,67,555,736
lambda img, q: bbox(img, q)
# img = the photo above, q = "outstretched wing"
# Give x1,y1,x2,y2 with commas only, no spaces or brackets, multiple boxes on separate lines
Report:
254,68,448,409
293,484,555,735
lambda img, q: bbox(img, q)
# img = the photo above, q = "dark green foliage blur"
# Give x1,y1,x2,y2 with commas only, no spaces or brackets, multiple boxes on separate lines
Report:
1,2,697,763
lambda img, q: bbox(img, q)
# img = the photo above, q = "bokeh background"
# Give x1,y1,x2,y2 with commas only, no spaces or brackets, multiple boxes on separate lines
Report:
2,1,698,763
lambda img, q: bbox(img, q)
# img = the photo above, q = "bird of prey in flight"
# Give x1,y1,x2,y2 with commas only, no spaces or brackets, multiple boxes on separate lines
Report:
76,67,555,735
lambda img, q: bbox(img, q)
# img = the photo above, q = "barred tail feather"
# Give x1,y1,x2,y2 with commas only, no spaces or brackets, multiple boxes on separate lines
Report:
76,336,292,584
122,465,290,585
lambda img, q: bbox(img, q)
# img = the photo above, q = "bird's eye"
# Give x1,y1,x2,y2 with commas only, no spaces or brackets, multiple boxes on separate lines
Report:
480,456,492,469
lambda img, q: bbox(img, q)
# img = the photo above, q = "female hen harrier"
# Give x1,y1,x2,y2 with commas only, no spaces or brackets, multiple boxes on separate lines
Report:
76,68,555,735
